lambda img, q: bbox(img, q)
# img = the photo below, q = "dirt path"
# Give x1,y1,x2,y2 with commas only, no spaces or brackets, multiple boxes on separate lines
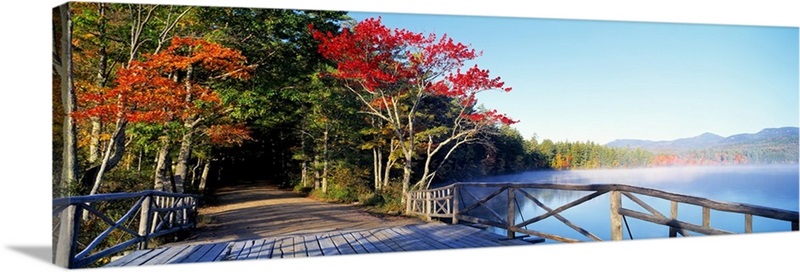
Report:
174,180,425,245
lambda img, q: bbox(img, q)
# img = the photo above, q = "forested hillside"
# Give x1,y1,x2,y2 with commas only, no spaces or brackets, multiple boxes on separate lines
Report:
607,127,799,166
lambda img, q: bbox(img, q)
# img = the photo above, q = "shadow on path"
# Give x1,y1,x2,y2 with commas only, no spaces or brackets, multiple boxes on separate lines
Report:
174,180,425,245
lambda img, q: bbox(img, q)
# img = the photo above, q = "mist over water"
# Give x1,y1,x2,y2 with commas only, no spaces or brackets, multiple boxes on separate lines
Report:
455,164,799,242
466,164,799,210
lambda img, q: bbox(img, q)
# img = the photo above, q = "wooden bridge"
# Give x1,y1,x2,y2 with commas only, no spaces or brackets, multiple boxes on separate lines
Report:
52,182,798,268
103,223,532,267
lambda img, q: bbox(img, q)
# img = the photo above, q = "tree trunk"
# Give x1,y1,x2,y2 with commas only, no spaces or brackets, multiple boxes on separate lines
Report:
89,3,108,164
154,136,173,192
174,125,194,193
301,136,308,188
417,136,434,190
198,159,210,193
54,4,78,197
88,118,126,196
402,155,412,201
173,65,195,194
190,158,202,190
313,155,320,190
415,133,472,190
301,161,308,188
137,148,143,172
383,155,392,189
373,147,382,192
383,139,397,189
321,126,329,194
89,119,102,163
400,110,416,204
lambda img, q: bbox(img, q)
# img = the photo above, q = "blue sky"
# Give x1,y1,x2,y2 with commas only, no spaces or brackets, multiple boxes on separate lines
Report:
349,12,800,144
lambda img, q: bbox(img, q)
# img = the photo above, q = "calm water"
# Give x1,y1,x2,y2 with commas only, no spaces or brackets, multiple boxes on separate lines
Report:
459,165,799,243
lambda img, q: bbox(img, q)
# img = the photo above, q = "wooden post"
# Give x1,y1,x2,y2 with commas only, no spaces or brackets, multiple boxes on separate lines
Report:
189,196,195,225
150,196,161,233
452,186,460,224
610,190,622,241
137,195,153,250
669,201,678,237
55,205,81,268
507,187,516,239
405,193,412,215
445,189,451,215
744,214,753,234
702,207,711,228
425,191,432,221
181,197,187,225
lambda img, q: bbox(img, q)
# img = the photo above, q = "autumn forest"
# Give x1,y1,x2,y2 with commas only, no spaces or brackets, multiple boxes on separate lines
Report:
53,3,798,209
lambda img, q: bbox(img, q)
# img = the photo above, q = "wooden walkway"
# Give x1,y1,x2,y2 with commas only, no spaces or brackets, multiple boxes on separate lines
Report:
106,223,540,267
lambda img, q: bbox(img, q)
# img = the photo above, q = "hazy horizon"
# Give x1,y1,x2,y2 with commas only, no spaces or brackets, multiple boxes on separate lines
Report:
605,125,799,144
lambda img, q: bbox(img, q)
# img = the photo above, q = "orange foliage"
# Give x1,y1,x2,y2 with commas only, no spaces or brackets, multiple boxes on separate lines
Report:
73,37,251,127
206,124,253,147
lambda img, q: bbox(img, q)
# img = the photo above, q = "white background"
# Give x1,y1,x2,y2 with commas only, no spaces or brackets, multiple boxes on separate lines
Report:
1,0,798,271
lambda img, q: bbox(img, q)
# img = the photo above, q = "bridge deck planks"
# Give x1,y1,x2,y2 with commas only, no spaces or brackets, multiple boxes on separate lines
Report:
353,230,394,253
105,223,539,267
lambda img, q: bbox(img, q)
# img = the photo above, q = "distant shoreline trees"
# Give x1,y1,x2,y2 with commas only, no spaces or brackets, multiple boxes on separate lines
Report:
451,125,799,179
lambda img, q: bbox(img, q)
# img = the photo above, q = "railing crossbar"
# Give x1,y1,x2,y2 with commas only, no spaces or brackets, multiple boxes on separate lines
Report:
74,236,145,268
508,226,581,243
460,187,507,223
621,192,665,218
619,208,734,235
515,189,608,228
517,189,602,241
74,198,145,260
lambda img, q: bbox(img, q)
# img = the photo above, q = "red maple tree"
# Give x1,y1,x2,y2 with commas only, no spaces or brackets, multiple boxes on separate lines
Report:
312,17,516,192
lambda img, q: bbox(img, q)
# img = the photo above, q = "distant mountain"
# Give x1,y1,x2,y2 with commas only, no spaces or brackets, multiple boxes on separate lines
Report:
722,127,799,145
606,127,799,152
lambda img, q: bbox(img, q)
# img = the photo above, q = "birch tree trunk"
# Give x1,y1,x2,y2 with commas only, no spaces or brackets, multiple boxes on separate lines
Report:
54,3,78,197
190,158,201,190
89,119,102,163
173,128,193,193
88,118,126,195
313,155,320,190
321,125,329,194
301,136,308,188
88,3,108,164
382,139,398,189
301,161,308,188
174,65,195,194
402,155,412,201
198,159,210,193
137,148,143,171
154,136,173,192
373,147,382,192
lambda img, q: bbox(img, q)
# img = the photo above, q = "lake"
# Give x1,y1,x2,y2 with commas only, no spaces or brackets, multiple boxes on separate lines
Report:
458,164,799,243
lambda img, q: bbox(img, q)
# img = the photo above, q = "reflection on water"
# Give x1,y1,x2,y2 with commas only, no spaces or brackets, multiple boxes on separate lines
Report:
456,165,799,243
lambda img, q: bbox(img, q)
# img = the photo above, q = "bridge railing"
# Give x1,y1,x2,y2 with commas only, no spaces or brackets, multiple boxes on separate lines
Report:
407,182,799,242
52,190,198,268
